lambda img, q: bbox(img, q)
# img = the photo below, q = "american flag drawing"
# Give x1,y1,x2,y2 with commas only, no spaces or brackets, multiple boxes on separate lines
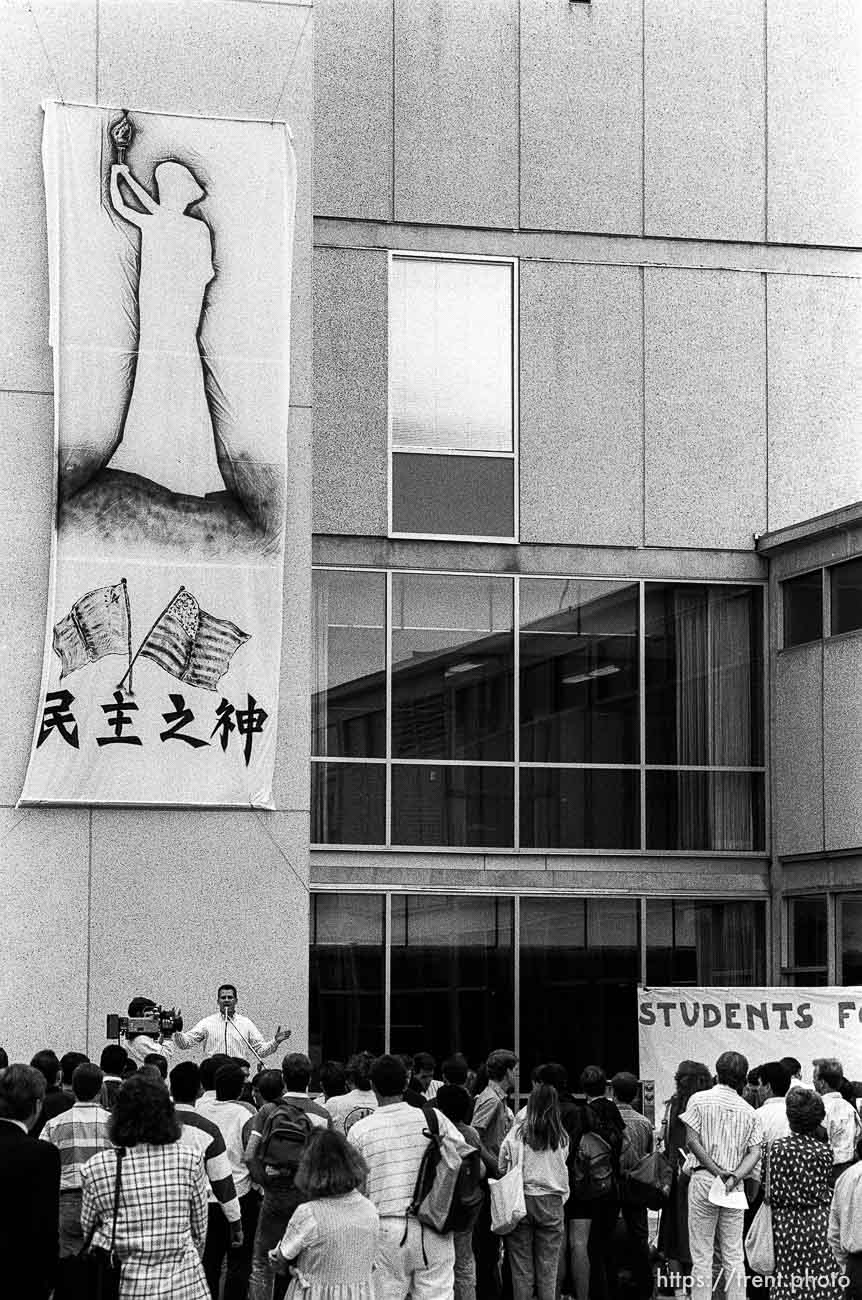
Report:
129,587,249,692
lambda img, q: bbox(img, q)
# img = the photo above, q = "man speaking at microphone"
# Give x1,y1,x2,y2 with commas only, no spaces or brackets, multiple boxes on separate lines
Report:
174,984,291,1064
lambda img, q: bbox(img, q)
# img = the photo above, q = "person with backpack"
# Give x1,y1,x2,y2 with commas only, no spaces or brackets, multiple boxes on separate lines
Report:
574,1065,626,1300
497,1081,569,1300
434,1083,494,1300
347,1054,473,1300
268,1129,379,1300
245,1052,331,1300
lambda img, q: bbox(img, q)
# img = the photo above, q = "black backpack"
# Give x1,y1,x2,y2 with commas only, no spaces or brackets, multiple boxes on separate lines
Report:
407,1107,484,1234
258,1100,315,1182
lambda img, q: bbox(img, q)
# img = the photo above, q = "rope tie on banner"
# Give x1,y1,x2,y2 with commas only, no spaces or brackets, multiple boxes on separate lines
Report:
250,805,311,895
27,1,66,104
269,4,312,125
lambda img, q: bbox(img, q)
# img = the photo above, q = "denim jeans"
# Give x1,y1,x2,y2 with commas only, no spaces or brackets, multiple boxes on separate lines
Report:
505,1193,565,1300
454,1225,477,1300
247,1187,300,1300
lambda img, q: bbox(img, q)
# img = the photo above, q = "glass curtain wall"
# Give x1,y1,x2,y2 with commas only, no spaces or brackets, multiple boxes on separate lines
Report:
308,892,767,1080
311,570,765,852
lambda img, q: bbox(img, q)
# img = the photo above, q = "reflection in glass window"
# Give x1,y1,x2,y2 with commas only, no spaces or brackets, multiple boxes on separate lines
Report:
830,559,862,637
841,896,862,984
311,762,386,845
391,764,513,848
645,899,766,984
312,569,386,758
646,771,765,851
392,573,514,761
645,584,763,765
519,897,639,1083
390,895,514,1063
783,571,823,647
520,579,639,764
520,768,638,850
309,894,385,1069
788,896,827,972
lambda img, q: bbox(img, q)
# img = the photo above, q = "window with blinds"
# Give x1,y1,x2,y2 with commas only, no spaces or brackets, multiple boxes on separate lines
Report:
388,253,517,540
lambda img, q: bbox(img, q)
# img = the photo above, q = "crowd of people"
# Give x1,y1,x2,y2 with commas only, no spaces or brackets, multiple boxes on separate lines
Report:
2,1008,862,1300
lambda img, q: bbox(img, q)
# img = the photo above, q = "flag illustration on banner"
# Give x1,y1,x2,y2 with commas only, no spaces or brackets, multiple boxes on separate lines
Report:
119,587,249,693
53,580,131,678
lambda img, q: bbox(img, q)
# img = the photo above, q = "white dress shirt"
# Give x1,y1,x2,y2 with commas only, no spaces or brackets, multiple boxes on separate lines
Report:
174,1011,278,1063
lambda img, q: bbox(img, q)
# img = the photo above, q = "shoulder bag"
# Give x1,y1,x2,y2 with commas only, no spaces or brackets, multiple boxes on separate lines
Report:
489,1134,526,1235
744,1150,774,1276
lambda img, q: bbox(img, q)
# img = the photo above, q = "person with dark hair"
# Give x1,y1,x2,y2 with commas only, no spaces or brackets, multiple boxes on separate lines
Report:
347,1054,472,1300
174,982,292,1063
410,1050,442,1099
611,1072,654,1300
268,1129,379,1300
680,1051,763,1300
124,994,177,1066
533,1063,592,1300
0,1046,8,1072
578,1065,627,1300
318,1058,347,1101
81,1073,210,1298
246,1052,331,1300
199,1052,233,1103
99,1043,129,1110
443,1053,471,1088
829,1135,862,1299
0,1063,60,1299
257,1067,286,1105
197,1062,259,1299
766,1087,835,1300
170,1058,244,1288
472,1048,517,1299
813,1057,862,1180
499,1081,569,1300
657,1059,713,1291
325,1051,378,1135
435,1083,493,1300
752,1061,791,1146
143,1050,169,1079
39,1062,112,1266
60,1050,90,1092
30,1048,74,1135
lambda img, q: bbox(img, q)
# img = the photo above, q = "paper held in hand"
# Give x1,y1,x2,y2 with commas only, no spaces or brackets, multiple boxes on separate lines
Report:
707,1174,747,1209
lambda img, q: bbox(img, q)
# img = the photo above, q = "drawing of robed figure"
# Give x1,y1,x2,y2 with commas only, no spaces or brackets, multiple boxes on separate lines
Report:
107,153,225,498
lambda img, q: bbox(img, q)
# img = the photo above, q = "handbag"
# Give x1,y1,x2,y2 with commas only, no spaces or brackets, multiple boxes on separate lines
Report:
744,1150,774,1275
489,1137,526,1235
66,1147,125,1300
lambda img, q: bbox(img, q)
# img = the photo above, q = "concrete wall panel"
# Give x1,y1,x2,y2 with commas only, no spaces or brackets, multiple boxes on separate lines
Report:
773,643,824,857
0,1,96,393
645,0,765,241
644,269,767,548
0,807,90,1063
824,636,862,852
767,276,862,532
313,247,388,537
768,0,862,246
0,393,54,804
520,261,643,546
521,0,642,235
89,809,310,1058
394,0,518,228
275,405,312,813
314,0,393,221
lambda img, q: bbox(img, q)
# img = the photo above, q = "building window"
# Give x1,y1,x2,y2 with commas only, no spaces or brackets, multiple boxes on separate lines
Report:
389,253,517,540
840,895,862,985
831,558,862,636
783,571,823,648
308,891,767,1083
784,895,828,985
311,571,765,852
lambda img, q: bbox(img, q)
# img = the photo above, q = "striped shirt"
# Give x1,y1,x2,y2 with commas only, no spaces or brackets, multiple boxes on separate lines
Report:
821,1092,862,1164
39,1101,114,1190
348,1102,472,1219
196,1097,255,1198
175,1103,240,1222
680,1084,763,1171
174,1012,279,1063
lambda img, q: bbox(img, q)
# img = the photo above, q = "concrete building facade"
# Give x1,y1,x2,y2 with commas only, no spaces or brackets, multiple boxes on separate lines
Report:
1,0,860,1080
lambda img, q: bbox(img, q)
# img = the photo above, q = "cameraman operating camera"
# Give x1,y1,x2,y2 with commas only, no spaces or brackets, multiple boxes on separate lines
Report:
123,997,180,1066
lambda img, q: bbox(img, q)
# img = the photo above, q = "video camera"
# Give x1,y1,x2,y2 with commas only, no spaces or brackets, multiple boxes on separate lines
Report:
106,1006,183,1040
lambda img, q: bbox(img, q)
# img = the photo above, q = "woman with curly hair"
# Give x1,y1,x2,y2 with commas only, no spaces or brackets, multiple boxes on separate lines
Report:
80,1073,209,1299
766,1087,836,1300
498,1081,570,1300
657,1060,713,1288
268,1128,379,1300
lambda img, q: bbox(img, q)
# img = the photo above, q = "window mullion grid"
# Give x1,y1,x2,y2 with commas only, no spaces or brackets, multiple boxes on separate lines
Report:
639,580,647,852
384,892,392,1054
513,574,520,851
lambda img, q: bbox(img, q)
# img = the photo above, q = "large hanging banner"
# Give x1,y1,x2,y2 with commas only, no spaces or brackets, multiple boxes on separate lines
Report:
639,986,862,1109
19,102,295,806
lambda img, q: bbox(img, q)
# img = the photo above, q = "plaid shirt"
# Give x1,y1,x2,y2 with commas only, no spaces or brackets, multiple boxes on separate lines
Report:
81,1142,209,1300
39,1100,114,1191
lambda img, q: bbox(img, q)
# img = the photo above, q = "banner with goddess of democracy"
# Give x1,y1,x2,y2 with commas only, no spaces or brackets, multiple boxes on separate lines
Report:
19,102,295,806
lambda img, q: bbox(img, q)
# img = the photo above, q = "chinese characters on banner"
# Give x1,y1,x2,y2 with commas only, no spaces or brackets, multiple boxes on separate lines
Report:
19,103,295,806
